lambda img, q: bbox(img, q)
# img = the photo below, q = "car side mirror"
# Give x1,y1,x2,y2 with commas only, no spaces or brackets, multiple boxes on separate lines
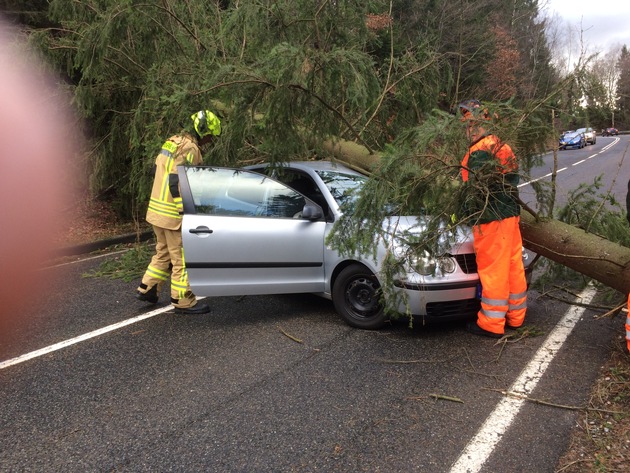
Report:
301,202,323,220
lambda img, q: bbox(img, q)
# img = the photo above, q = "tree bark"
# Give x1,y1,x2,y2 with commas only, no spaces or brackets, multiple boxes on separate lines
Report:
519,212,630,294
322,138,630,295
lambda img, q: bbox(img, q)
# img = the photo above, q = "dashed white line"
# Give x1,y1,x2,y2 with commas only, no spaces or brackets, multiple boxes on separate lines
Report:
448,284,597,473
520,137,621,188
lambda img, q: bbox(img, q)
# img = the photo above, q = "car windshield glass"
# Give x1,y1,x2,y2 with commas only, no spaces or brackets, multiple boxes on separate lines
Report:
575,128,587,133
315,170,367,209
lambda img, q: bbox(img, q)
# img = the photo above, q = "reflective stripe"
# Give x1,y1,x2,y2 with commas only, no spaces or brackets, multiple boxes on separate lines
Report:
146,265,169,281
160,149,172,158
162,141,178,154
627,328,630,338
185,151,195,164
148,198,180,218
509,302,527,310
481,297,508,306
170,247,189,299
158,155,174,202
510,291,527,299
481,308,506,319
171,279,188,299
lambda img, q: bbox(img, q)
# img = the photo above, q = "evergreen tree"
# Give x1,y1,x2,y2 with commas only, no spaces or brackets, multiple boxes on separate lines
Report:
616,45,630,130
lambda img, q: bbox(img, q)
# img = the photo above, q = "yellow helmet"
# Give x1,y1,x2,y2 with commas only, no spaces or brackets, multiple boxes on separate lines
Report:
191,110,221,137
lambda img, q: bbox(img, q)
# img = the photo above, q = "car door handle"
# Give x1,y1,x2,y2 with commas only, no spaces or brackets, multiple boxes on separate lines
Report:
189,226,213,234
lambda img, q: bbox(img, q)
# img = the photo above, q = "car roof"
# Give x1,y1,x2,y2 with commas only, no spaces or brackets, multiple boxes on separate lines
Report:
247,160,366,176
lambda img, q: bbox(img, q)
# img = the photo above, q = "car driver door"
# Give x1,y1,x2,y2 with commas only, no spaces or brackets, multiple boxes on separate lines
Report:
178,166,327,296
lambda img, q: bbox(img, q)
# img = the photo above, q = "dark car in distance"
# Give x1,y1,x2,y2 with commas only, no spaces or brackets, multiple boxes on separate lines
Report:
602,127,619,136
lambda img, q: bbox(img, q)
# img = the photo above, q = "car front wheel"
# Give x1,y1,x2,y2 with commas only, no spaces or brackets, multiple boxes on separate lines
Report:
332,264,387,329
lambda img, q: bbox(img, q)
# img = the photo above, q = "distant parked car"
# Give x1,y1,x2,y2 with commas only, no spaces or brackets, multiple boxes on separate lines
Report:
575,127,596,145
559,131,586,150
602,127,619,136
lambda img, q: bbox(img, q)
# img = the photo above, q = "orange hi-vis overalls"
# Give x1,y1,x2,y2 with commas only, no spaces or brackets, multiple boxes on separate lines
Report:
138,133,202,309
461,135,527,335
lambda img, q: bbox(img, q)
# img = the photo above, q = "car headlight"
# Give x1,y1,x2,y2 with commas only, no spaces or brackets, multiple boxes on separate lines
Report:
407,251,456,276
410,250,437,275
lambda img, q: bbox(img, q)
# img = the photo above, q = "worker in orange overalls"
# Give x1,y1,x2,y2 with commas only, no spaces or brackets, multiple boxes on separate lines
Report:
625,179,630,353
136,110,221,314
458,99,527,338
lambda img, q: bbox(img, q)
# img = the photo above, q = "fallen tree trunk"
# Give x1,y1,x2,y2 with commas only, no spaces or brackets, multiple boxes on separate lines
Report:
322,138,630,295
519,212,630,294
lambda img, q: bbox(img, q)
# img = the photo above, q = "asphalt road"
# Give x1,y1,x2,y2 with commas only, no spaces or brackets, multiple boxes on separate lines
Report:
1,136,628,472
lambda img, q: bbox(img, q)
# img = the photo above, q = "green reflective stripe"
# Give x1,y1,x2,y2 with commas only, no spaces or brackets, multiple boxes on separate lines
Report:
509,302,527,310
146,265,169,281
159,156,174,201
171,279,188,299
148,199,180,218
162,141,178,154
149,198,179,212
185,151,195,164
481,297,508,306
481,308,506,319
510,291,527,300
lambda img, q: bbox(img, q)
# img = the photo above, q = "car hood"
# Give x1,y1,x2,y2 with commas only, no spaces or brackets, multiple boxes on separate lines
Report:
381,215,474,256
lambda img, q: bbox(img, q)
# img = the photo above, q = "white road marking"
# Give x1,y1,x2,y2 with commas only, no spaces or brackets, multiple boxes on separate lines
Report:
42,249,130,269
449,284,597,473
519,137,620,188
0,304,172,370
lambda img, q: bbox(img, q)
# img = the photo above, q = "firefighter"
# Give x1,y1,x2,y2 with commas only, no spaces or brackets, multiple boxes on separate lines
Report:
458,99,527,338
136,110,221,314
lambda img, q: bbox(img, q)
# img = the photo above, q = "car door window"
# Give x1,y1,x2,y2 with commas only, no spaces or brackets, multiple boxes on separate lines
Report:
184,167,306,218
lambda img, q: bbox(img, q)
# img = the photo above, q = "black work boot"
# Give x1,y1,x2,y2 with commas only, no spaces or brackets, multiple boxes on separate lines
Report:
466,321,503,339
173,300,211,315
137,284,159,304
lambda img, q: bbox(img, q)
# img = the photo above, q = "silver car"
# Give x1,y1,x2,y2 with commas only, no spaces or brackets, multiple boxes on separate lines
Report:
178,161,525,329
575,127,596,145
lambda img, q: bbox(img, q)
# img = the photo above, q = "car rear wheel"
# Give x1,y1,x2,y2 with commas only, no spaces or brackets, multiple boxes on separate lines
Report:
333,264,387,329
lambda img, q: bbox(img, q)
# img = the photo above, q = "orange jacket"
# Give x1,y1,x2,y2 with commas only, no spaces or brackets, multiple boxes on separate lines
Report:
461,134,520,223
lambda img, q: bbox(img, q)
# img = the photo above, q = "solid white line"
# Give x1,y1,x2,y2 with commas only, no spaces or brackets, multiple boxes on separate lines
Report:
43,249,130,269
449,284,597,473
0,305,173,370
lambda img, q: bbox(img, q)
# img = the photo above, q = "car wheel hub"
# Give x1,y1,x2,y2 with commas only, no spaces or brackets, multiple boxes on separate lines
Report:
346,277,378,316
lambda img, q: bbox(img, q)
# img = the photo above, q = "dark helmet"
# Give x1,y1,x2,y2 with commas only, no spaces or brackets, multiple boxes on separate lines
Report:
191,110,221,138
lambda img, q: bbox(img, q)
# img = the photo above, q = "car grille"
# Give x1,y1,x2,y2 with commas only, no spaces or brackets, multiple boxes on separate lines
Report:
453,253,477,274
426,298,480,318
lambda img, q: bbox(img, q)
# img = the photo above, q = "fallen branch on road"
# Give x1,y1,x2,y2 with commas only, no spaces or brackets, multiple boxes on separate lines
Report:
485,388,625,415
278,327,303,344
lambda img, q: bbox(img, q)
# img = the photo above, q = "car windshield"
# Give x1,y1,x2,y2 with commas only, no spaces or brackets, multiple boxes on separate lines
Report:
315,170,367,209
575,128,588,133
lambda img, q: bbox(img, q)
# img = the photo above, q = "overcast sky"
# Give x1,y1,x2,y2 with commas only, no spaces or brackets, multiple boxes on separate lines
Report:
544,0,630,53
